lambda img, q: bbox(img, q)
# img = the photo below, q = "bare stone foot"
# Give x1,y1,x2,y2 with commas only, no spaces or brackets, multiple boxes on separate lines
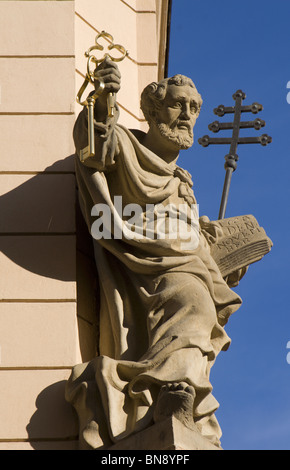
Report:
153,381,196,430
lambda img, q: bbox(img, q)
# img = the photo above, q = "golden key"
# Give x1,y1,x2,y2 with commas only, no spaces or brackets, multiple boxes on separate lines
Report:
76,31,128,161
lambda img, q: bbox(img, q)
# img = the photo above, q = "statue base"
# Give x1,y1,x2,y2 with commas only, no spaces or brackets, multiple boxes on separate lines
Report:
104,416,221,451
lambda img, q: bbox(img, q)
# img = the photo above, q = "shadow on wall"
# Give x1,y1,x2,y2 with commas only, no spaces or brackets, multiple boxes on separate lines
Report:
0,156,76,282
75,196,100,361
26,380,79,450
1,155,100,446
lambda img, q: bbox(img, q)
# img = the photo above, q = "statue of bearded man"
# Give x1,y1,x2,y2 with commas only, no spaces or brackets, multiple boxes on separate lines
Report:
65,58,242,450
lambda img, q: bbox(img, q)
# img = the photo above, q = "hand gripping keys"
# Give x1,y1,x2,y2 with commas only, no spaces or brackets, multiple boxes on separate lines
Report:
76,31,128,162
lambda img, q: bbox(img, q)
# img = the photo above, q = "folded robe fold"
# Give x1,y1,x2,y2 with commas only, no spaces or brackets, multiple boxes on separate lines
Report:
65,112,242,449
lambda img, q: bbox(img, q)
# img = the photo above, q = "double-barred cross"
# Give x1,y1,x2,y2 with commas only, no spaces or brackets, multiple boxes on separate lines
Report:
198,90,272,219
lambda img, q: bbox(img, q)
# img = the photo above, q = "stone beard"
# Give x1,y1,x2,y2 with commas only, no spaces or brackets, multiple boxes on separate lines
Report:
156,121,194,150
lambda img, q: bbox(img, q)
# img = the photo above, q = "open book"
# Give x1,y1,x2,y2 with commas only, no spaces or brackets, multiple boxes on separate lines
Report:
202,215,273,278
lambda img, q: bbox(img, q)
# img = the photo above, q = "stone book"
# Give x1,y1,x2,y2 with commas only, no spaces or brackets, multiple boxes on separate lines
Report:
207,215,273,278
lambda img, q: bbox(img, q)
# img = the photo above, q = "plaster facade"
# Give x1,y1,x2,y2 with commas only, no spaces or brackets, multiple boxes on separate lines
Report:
0,0,170,449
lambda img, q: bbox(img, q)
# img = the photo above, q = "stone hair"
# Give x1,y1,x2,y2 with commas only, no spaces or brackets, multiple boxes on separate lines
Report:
140,74,203,125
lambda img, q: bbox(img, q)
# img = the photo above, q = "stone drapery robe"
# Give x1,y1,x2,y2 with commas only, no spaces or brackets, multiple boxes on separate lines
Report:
65,108,242,449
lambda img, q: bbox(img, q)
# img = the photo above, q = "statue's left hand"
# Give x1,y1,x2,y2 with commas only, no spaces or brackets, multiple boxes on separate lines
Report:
225,266,248,287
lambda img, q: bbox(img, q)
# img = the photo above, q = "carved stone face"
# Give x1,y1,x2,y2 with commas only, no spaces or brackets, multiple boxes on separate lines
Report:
155,84,201,150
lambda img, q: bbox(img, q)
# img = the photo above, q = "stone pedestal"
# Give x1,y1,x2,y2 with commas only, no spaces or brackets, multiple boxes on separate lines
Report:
106,417,221,451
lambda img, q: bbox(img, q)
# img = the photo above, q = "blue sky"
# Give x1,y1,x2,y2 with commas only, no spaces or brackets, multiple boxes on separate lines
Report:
168,0,290,450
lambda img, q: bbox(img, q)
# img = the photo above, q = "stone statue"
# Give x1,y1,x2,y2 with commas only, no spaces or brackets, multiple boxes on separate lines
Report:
65,58,271,450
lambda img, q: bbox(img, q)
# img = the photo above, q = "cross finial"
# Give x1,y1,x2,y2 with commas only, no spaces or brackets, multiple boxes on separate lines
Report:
198,90,272,219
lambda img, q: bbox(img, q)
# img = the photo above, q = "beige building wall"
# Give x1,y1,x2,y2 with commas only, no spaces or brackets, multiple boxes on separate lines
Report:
0,0,170,450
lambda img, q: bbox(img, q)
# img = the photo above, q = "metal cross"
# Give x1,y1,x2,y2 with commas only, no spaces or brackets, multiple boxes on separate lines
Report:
198,90,272,219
